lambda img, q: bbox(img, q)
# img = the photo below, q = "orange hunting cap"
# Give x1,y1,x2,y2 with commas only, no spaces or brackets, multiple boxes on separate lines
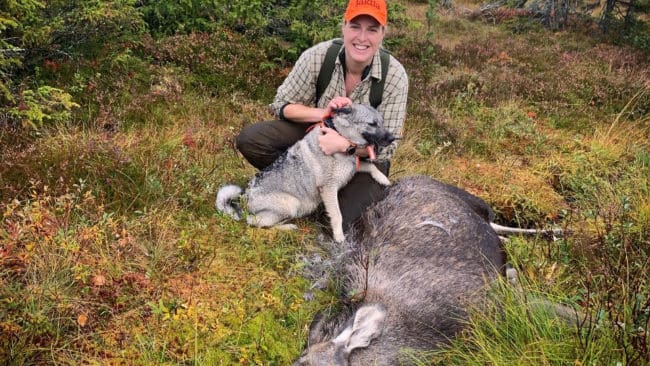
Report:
344,0,388,26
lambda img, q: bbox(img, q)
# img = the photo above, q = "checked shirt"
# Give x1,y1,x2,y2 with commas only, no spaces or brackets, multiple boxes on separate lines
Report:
269,39,409,161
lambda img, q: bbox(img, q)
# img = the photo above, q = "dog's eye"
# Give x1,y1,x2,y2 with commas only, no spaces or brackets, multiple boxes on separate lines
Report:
369,121,378,127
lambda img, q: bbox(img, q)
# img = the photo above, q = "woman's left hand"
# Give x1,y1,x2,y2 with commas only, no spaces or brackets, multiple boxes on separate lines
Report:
318,127,351,155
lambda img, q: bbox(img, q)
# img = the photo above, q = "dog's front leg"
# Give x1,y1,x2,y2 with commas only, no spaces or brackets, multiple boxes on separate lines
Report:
358,162,391,186
319,186,345,243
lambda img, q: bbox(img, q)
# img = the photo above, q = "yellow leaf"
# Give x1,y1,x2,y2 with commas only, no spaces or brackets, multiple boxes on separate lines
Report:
92,274,106,287
77,313,88,327
545,262,558,280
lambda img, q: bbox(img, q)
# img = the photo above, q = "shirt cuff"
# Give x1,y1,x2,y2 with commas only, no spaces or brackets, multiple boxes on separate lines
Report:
278,103,291,121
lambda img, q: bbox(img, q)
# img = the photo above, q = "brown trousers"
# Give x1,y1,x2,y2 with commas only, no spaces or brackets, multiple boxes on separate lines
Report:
235,119,389,231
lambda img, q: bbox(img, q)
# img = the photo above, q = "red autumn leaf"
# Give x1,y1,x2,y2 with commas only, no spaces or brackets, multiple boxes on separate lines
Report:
182,132,197,149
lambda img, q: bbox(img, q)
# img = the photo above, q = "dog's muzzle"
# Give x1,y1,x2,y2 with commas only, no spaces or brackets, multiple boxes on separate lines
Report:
363,130,395,148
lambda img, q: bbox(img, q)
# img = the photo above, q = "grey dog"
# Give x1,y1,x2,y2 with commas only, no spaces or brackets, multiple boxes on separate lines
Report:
216,104,395,243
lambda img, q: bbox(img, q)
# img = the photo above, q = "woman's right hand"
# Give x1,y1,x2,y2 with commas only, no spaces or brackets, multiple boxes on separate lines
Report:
281,97,353,123
324,97,353,117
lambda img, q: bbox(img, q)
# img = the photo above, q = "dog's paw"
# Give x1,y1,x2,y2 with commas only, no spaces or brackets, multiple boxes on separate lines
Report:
373,174,391,186
333,230,345,243
379,177,392,186
368,169,391,186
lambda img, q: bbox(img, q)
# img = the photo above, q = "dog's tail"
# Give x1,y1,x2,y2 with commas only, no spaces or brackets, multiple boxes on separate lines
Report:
216,185,243,220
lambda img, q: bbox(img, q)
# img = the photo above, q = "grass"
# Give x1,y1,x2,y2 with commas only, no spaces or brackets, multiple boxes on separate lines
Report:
1,0,649,364
424,278,620,366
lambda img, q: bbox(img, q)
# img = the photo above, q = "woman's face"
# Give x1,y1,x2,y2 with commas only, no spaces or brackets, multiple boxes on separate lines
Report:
342,15,385,67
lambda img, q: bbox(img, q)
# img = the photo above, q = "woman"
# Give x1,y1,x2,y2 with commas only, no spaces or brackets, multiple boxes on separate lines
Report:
236,0,409,230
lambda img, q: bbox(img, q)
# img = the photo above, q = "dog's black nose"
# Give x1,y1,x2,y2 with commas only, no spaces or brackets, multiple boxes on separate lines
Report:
382,132,396,145
365,131,395,147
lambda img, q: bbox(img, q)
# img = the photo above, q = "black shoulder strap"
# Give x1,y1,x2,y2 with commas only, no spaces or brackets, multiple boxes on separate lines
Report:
315,39,390,109
315,39,343,107
370,48,390,109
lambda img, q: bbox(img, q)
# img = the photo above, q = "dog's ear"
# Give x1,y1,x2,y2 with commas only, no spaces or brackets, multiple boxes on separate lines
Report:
333,106,353,116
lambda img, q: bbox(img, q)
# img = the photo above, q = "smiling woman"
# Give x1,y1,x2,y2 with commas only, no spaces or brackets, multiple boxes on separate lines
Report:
342,16,385,95
232,0,409,235
342,1,386,74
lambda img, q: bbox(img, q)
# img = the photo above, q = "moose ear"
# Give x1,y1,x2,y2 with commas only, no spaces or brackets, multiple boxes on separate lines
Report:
341,304,386,353
308,308,352,345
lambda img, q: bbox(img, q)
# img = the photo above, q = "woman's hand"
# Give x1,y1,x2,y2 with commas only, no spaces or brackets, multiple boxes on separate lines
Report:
324,97,353,117
281,97,353,123
318,127,352,155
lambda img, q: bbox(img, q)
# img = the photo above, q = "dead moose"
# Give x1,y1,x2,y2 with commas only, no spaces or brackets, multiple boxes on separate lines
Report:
294,175,506,366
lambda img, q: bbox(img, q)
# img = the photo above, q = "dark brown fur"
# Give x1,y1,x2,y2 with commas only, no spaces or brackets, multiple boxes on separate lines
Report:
295,175,505,365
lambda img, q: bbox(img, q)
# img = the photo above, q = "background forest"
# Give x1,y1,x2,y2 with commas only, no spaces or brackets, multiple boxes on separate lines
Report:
1,0,649,364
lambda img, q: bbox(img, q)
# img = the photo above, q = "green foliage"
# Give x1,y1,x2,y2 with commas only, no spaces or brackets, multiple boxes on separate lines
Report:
7,86,79,129
557,129,650,363
1,0,366,130
142,31,281,100
457,101,548,159
0,0,146,130
576,199,650,364
138,0,410,61
265,0,347,57
0,143,320,363
426,0,439,38
619,18,650,53
427,280,585,365
138,0,222,36
138,0,347,59
0,0,44,103
32,0,145,59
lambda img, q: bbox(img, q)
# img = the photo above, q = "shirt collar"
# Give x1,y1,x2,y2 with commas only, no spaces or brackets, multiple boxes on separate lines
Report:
337,46,383,82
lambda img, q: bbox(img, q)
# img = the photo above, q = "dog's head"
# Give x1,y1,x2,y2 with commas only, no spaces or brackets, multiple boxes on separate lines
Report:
329,104,395,150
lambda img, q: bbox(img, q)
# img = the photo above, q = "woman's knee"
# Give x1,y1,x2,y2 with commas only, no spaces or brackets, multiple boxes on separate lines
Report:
236,120,301,152
235,120,307,170
235,124,256,155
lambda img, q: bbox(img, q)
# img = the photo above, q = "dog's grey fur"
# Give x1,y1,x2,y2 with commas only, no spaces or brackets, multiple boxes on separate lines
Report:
216,104,395,243
294,175,505,366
